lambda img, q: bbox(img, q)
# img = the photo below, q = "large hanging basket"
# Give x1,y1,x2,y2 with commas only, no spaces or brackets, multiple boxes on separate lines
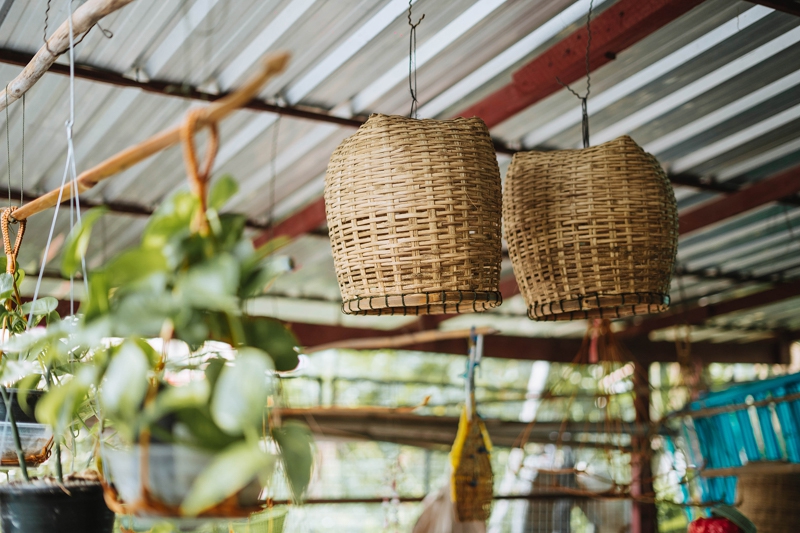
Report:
504,135,678,321
325,114,503,315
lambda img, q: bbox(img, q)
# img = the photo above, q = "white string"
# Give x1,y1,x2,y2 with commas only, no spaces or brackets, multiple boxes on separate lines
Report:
28,0,83,326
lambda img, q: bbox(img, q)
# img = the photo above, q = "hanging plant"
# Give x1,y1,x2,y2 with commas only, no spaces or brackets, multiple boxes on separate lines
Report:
6,114,314,522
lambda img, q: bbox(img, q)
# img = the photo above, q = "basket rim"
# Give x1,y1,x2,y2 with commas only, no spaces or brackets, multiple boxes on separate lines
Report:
341,290,502,316
528,292,670,321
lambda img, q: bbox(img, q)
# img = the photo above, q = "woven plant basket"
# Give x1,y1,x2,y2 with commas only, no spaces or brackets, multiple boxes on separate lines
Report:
737,471,800,533
503,135,678,321
325,113,503,315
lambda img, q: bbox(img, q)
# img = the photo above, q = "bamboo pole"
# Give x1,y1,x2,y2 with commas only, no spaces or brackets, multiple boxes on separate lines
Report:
0,0,137,114
303,326,498,354
12,51,290,221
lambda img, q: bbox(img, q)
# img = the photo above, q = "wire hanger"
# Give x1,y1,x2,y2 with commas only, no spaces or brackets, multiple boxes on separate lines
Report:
557,0,594,148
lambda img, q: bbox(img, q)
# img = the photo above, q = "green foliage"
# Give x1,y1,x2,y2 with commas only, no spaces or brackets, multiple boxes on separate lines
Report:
26,176,313,512
181,440,275,516
210,348,273,435
273,421,315,501
61,207,108,277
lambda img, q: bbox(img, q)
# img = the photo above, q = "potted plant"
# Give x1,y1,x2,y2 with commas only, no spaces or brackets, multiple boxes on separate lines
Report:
0,207,115,533
20,175,313,529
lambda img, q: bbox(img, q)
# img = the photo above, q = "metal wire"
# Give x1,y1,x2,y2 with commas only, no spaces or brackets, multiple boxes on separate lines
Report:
556,0,594,148
407,0,424,118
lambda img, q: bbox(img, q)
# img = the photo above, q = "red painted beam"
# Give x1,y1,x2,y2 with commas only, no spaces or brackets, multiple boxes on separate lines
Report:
679,164,800,236
252,197,326,248
456,0,705,128
285,321,784,364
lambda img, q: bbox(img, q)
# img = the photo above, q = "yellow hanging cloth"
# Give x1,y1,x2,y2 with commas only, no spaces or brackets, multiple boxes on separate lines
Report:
450,332,493,522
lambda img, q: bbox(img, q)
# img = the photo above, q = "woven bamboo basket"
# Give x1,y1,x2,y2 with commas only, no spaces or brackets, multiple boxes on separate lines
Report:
503,135,678,321
737,471,800,533
324,113,503,315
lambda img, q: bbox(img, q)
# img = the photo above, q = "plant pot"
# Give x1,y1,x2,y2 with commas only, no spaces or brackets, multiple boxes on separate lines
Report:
0,479,114,533
0,389,44,423
103,444,262,513
0,389,51,465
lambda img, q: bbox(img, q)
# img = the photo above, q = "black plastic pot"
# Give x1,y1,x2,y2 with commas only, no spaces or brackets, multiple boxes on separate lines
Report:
0,389,44,423
0,480,114,533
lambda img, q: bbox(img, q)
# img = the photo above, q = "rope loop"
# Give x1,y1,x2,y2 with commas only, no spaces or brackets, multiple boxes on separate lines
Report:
1,207,25,275
180,107,219,235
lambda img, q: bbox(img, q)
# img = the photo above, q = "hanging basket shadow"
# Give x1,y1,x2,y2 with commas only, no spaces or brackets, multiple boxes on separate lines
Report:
324,114,503,316
503,135,678,321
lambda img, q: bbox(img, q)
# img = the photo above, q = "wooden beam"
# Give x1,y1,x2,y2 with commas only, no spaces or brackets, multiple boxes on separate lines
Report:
286,322,785,364
278,408,656,449
13,52,290,221
679,164,800,236
0,186,270,230
456,0,706,128
0,47,369,130
0,0,137,113
619,278,800,338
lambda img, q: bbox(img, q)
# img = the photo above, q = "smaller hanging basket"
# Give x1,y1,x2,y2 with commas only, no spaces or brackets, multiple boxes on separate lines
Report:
503,135,678,321
324,114,503,316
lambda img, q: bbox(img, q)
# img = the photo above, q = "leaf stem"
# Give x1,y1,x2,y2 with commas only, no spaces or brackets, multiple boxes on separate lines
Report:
0,386,29,481
43,365,63,484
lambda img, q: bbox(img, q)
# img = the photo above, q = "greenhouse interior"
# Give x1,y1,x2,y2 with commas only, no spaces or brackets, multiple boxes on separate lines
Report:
0,0,797,531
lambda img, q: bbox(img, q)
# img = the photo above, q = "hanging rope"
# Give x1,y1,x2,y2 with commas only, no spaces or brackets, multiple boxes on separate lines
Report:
557,0,593,148
180,107,220,235
407,0,424,119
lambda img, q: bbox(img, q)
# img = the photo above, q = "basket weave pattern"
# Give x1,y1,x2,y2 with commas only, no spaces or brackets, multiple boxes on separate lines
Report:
325,114,502,315
503,135,678,321
738,472,800,533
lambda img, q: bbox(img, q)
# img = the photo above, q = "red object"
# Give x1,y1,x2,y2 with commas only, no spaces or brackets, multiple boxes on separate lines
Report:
680,164,800,235
455,0,706,128
689,517,743,533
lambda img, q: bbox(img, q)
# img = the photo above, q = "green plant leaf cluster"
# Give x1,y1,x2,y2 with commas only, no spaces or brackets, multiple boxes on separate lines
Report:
6,176,314,515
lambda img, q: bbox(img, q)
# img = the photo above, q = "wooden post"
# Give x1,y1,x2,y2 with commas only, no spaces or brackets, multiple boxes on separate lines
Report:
631,361,657,533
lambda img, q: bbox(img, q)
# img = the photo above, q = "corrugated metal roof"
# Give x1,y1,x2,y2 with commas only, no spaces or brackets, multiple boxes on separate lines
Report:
1,0,799,344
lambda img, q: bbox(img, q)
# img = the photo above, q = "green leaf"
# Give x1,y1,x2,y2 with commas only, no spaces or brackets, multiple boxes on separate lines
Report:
176,254,240,312
274,421,314,501
20,297,58,317
208,174,238,212
142,191,197,250
180,440,274,516
101,247,168,287
239,255,293,299
210,348,272,435
241,316,299,372
35,365,97,436
144,381,210,425
0,273,15,300
100,341,149,435
81,271,110,322
175,406,239,451
61,207,108,277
